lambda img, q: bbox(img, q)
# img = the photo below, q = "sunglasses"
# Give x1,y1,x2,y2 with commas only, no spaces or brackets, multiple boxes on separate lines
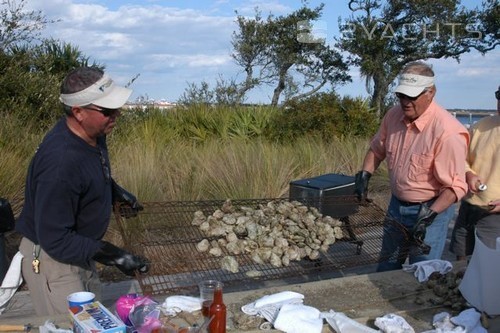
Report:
396,90,427,101
496,90,500,100
83,105,120,117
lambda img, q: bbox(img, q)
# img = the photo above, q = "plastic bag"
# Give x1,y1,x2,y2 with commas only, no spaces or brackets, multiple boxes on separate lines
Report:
115,293,160,332
128,299,162,333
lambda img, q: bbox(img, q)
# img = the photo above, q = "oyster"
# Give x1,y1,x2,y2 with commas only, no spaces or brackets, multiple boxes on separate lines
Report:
226,232,238,243
209,247,223,257
221,256,239,273
192,211,206,226
196,239,210,252
245,270,263,278
226,241,242,255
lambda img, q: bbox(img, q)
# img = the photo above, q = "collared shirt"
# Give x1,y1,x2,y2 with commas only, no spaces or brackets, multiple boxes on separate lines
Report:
464,115,500,206
370,101,469,202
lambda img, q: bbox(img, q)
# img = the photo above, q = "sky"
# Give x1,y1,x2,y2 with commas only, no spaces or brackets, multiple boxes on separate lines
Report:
26,0,499,110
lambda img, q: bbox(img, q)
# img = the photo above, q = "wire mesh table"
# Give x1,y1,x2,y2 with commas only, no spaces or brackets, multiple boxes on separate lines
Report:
112,197,388,296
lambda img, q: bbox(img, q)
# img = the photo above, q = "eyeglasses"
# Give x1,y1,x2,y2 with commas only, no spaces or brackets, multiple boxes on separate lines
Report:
495,90,500,100
83,105,120,117
396,90,427,101
99,148,111,183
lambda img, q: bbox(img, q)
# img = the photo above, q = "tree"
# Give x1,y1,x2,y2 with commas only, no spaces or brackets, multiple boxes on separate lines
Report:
178,81,214,106
0,0,54,51
232,4,350,106
34,39,102,74
178,75,247,106
478,0,500,43
0,1,104,127
231,11,268,102
337,0,499,116
213,75,247,105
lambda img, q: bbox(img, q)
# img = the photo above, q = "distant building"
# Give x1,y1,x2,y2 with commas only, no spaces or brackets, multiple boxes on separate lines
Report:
124,99,177,110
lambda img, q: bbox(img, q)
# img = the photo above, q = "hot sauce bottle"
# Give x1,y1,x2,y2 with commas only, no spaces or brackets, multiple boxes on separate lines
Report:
208,284,226,333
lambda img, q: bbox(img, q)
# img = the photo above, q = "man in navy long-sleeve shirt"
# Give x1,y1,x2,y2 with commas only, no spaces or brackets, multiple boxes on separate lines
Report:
16,67,149,315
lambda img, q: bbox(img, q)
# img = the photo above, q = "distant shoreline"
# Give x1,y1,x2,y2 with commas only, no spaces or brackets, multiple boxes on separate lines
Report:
450,109,496,128
448,109,496,114
449,110,496,117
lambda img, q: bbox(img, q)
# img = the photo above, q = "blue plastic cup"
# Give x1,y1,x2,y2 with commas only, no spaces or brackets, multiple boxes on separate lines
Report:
67,291,95,307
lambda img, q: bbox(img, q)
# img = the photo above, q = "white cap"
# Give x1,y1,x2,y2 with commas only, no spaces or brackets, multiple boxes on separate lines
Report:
59,74,132,109
395,73,434,97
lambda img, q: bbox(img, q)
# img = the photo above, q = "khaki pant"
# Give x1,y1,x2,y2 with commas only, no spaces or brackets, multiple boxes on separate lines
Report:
19,237,101,316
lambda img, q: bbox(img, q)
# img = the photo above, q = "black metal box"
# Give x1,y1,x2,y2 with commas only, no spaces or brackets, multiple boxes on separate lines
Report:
289,173,358,218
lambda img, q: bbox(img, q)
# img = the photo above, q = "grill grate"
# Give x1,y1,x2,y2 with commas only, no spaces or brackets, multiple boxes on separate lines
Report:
113,198,387,296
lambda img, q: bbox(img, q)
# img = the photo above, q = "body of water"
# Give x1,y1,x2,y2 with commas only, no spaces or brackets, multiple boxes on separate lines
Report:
450,111,496,128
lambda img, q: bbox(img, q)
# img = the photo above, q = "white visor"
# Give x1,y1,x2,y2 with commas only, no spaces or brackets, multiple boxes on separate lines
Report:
395,74,434,97
59,74,132,109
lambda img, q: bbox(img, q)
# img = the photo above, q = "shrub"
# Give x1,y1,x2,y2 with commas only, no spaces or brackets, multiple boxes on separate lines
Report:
266,92,379,142
117,104,279,143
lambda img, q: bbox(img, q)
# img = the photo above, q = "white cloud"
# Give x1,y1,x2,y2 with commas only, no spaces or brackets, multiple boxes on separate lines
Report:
235,0,292,16
22,1,500,107
146,53,231,69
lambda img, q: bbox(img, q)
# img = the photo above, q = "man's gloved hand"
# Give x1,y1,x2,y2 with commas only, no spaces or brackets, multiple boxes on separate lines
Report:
112,179,144,218
92,241,149,276
412,204,438,253
354,170,372,202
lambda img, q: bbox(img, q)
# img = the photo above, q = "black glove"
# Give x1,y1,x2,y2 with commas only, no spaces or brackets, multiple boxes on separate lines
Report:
412,204,438,254
92,241,149,276
0,198,15,233
354,170,372,202
112,179,143,218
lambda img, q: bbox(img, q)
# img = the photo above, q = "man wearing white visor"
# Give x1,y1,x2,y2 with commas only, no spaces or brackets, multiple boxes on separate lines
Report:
354,61,469,271
16,67,149,315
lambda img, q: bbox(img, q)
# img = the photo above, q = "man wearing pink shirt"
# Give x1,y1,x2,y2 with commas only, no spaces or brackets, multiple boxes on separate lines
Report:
355,61,469,272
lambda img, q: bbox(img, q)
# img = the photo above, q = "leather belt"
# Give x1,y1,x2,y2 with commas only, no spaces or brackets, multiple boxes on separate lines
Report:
396,197,437,206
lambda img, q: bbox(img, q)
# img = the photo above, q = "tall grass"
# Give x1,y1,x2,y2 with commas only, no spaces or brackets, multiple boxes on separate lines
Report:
109,134,379,201
0,114,44,211
2,104,389,212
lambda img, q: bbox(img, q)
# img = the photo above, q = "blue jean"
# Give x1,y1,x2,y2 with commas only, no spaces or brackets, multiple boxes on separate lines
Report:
376,195,456,272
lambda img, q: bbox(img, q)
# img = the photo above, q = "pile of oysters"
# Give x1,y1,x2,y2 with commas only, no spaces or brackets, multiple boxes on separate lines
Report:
416,271,468,312
192,199,345,273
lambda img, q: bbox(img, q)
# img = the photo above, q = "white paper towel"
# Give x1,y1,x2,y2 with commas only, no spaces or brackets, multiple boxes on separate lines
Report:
0,251,24,314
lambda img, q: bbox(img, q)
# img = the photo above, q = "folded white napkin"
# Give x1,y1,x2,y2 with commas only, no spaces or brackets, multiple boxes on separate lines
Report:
374,313,415,333
432,312,461,331
420,312,466,333
451,308,487,333
39,320,73,333
160,295,202,316
322,310,380,333
402,259,452,282
0,251,24,314
273,303,322,333
241,291,304,323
